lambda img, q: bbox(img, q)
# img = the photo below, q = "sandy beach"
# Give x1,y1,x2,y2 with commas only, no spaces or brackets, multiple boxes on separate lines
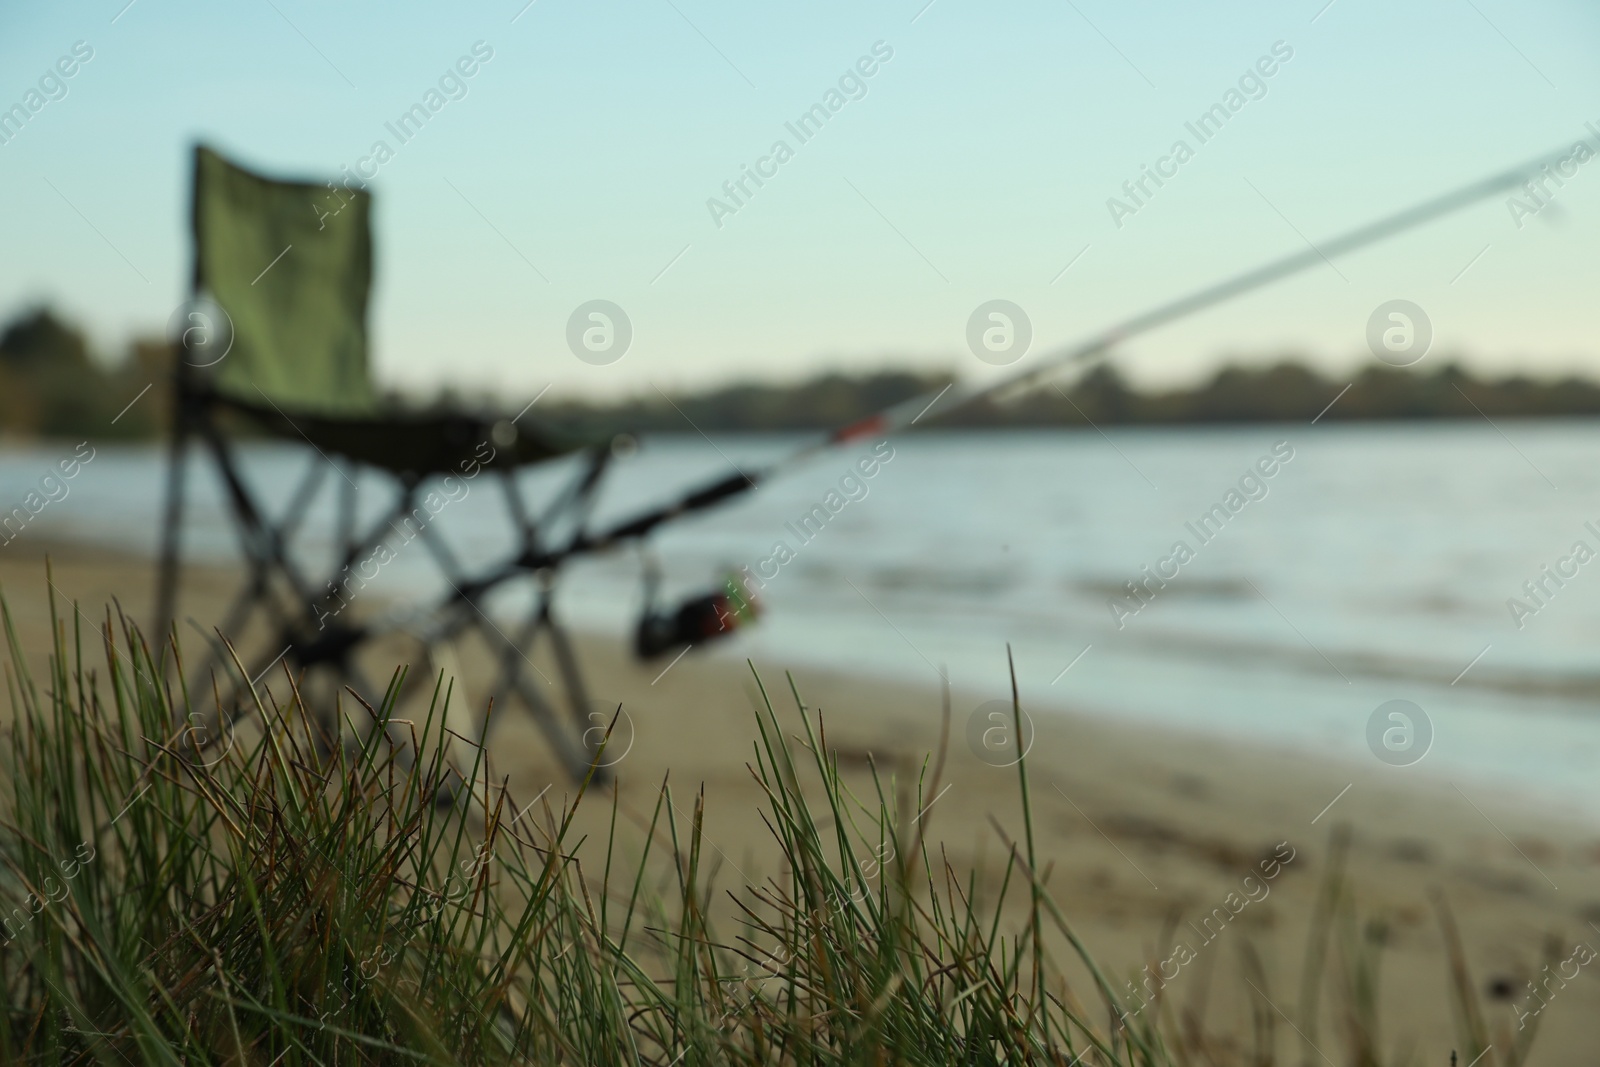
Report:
6,535,1599,1062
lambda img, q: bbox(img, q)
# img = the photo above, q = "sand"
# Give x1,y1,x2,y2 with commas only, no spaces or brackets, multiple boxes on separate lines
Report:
5,536,1598,1062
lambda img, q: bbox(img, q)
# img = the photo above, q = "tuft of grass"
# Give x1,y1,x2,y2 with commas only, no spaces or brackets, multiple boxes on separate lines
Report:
0,590,1516,1065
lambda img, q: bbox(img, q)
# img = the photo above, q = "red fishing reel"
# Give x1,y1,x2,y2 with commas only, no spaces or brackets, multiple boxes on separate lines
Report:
634,570,761,660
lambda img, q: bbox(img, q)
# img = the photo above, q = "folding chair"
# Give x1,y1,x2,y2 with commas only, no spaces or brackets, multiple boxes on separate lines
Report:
154,144,619,781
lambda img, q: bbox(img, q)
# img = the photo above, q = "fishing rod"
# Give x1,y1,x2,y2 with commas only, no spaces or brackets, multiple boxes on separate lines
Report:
578,139,1573,554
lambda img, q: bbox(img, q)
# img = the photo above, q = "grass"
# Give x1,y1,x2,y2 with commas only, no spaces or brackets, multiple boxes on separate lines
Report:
0,589,1541,1065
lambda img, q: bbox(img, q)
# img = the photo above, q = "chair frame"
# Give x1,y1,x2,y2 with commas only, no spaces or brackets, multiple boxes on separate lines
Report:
153,145,767,785
154,354,618,782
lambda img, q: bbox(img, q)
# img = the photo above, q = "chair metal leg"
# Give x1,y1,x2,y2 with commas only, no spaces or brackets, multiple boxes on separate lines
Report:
159,392,616,786
475,603,603,785
540,606,597,755
505,664,602,785
154,412,190,676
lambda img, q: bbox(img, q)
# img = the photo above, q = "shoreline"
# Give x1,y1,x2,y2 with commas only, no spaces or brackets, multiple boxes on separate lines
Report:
7,530,1595,839
683,627,1600,834
5,535,1600,1056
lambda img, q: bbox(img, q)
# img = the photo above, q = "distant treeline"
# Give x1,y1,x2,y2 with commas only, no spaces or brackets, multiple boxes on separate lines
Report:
4,304,1599,440
0,307,167,440
528,362,1600,436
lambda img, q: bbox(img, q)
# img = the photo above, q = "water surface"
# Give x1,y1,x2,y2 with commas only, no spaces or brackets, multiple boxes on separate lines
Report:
4,422,1597,818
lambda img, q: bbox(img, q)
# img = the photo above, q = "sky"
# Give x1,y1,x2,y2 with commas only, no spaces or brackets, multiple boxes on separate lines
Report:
2,0,1598,400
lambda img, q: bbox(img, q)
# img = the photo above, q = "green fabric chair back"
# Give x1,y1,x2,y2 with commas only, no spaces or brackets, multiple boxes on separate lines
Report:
192,145,376,415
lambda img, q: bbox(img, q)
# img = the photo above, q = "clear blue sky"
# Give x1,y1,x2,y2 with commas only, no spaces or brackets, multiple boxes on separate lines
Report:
2,0,1597,399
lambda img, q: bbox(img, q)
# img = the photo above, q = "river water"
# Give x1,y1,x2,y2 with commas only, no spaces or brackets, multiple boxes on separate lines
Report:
4,421,1597,817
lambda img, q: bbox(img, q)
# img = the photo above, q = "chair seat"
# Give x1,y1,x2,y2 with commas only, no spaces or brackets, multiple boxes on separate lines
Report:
212,389,587,477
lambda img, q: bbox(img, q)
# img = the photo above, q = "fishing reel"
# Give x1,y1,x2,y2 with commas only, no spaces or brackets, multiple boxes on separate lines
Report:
633,553,761,660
